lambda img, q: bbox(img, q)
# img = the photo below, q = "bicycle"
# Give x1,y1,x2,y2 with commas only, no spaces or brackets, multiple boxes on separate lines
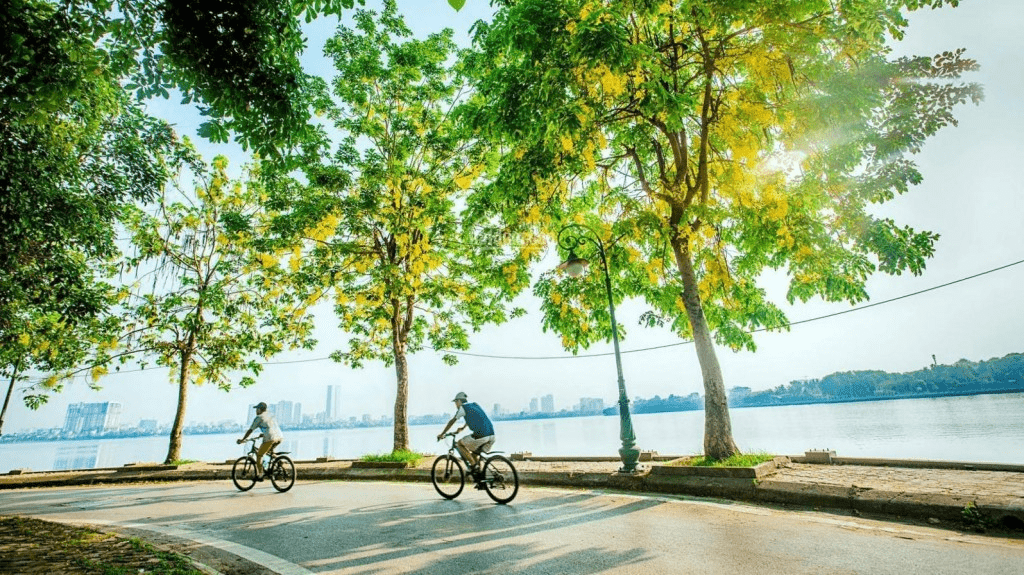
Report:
432,432,519,504
231,435,295,493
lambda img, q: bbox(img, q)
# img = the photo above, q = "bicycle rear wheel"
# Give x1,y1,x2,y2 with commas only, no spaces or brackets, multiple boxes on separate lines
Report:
269,455,295,492
431,454,465,499
231,456,258,491
481,455,519,504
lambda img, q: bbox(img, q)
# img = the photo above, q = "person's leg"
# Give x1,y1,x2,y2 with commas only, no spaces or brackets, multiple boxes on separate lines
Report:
256,441,275,475
480,437,495,454
456,437,476,468
460,436,493,469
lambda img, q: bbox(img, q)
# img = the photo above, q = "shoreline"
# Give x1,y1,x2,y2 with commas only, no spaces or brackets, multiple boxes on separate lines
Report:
4,389,1022,446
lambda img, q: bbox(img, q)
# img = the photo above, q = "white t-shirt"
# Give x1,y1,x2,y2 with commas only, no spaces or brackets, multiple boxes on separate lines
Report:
248,412,284,442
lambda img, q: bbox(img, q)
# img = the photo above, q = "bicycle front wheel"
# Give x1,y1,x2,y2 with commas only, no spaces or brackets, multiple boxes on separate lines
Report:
231,456,258,491
431,454,465,499
269,455,296,492
482,455,519,504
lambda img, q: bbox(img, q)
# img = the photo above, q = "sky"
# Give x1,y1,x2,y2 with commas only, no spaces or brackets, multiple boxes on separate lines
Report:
7,0,1023,433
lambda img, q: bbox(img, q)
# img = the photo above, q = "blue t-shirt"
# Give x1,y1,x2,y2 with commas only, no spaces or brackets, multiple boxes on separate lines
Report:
458,402,494,438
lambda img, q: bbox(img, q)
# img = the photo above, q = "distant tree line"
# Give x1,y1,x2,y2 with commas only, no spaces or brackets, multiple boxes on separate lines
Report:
601,393,704,416
729,353,1024,408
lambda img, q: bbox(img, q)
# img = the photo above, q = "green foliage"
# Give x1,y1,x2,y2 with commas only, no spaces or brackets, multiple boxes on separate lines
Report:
110,155,315,461
0,0,178,333
158,0,356,158
360,449,423,464
275,0,530,451
677,452,776,468
0,1,188,424
287,0,527,370
4,0,367,162
117,155,315,384
961,502,994,533
468,0,981,353
465,0,981,458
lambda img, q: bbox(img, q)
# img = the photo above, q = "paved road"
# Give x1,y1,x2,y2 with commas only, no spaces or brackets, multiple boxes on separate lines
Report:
2,480,1022,574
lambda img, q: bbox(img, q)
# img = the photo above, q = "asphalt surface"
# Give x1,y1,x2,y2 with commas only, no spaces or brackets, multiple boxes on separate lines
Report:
1,456,1023,573
2,479,1023,574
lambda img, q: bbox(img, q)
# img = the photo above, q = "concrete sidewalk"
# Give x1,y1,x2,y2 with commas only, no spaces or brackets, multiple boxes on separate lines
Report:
3,453,1023,532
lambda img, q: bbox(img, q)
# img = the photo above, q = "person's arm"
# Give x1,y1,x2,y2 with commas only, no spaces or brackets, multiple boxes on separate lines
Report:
437,416,458,440
238,417,258,444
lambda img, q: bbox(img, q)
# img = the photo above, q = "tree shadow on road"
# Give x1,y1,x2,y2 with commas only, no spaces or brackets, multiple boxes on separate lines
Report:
2,482,666,573
228,490,663,573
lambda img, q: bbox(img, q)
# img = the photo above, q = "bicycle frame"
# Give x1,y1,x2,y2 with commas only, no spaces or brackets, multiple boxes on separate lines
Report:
242,435,279,462
442,432,499,474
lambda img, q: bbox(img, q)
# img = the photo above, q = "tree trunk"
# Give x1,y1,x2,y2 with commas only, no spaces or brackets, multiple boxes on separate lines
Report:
671,237,740,460
165,345,193,464
0,361,20,437
389,339,409,452
391,329,410,453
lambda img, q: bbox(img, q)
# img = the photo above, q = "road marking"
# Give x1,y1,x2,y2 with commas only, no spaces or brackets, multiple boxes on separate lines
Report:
37,516,314,575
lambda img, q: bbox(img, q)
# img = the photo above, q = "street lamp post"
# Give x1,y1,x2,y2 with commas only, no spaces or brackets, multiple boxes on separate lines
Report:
557,224,641,473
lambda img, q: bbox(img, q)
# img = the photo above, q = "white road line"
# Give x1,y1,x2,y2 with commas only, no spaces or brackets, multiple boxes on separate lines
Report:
37,516,315,575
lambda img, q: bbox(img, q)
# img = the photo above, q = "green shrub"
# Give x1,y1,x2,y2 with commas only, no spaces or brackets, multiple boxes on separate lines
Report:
360,449,423,465
676,452,776,467
168,460,198,466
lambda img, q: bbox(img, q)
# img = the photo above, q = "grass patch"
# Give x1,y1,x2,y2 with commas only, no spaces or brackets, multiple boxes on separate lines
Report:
63,530,115,547
360,449,423,465
168,459,199,466
676,452,776,467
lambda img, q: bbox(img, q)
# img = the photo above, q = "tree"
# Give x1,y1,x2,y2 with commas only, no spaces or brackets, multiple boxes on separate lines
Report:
1,0,181,335
285,0,527,452
1,0,188,427
0,311,122,436
114,156,315,463
465,0,981,458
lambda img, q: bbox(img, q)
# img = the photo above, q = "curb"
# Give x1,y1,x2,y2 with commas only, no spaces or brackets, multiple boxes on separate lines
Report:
3,458,1022,531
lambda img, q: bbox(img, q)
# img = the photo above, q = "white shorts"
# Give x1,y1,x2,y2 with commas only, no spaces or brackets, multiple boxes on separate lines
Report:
459,434,495,454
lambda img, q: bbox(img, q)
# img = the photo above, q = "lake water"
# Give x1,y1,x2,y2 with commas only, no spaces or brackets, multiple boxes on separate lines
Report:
3,393,1023,472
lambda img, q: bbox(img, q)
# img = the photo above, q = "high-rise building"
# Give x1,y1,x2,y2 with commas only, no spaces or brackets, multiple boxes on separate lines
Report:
325,385,342,422
577,397,604,414
541,394,555,413
529,398,539,413
62,402,122,435
293,403,302,426
275,400,294,426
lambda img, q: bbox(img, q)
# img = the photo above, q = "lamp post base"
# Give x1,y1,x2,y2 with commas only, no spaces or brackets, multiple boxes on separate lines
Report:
618,445,641,473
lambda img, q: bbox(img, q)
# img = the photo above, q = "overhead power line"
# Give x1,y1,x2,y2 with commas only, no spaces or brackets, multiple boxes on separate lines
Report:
80,257,1024,374
434,257,1024,361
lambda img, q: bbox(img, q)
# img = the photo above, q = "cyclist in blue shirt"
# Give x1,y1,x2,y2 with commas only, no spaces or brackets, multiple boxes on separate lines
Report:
437,391,495,471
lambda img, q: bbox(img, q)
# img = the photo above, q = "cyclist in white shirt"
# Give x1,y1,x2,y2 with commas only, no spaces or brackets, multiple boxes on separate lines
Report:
238,402,283,479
